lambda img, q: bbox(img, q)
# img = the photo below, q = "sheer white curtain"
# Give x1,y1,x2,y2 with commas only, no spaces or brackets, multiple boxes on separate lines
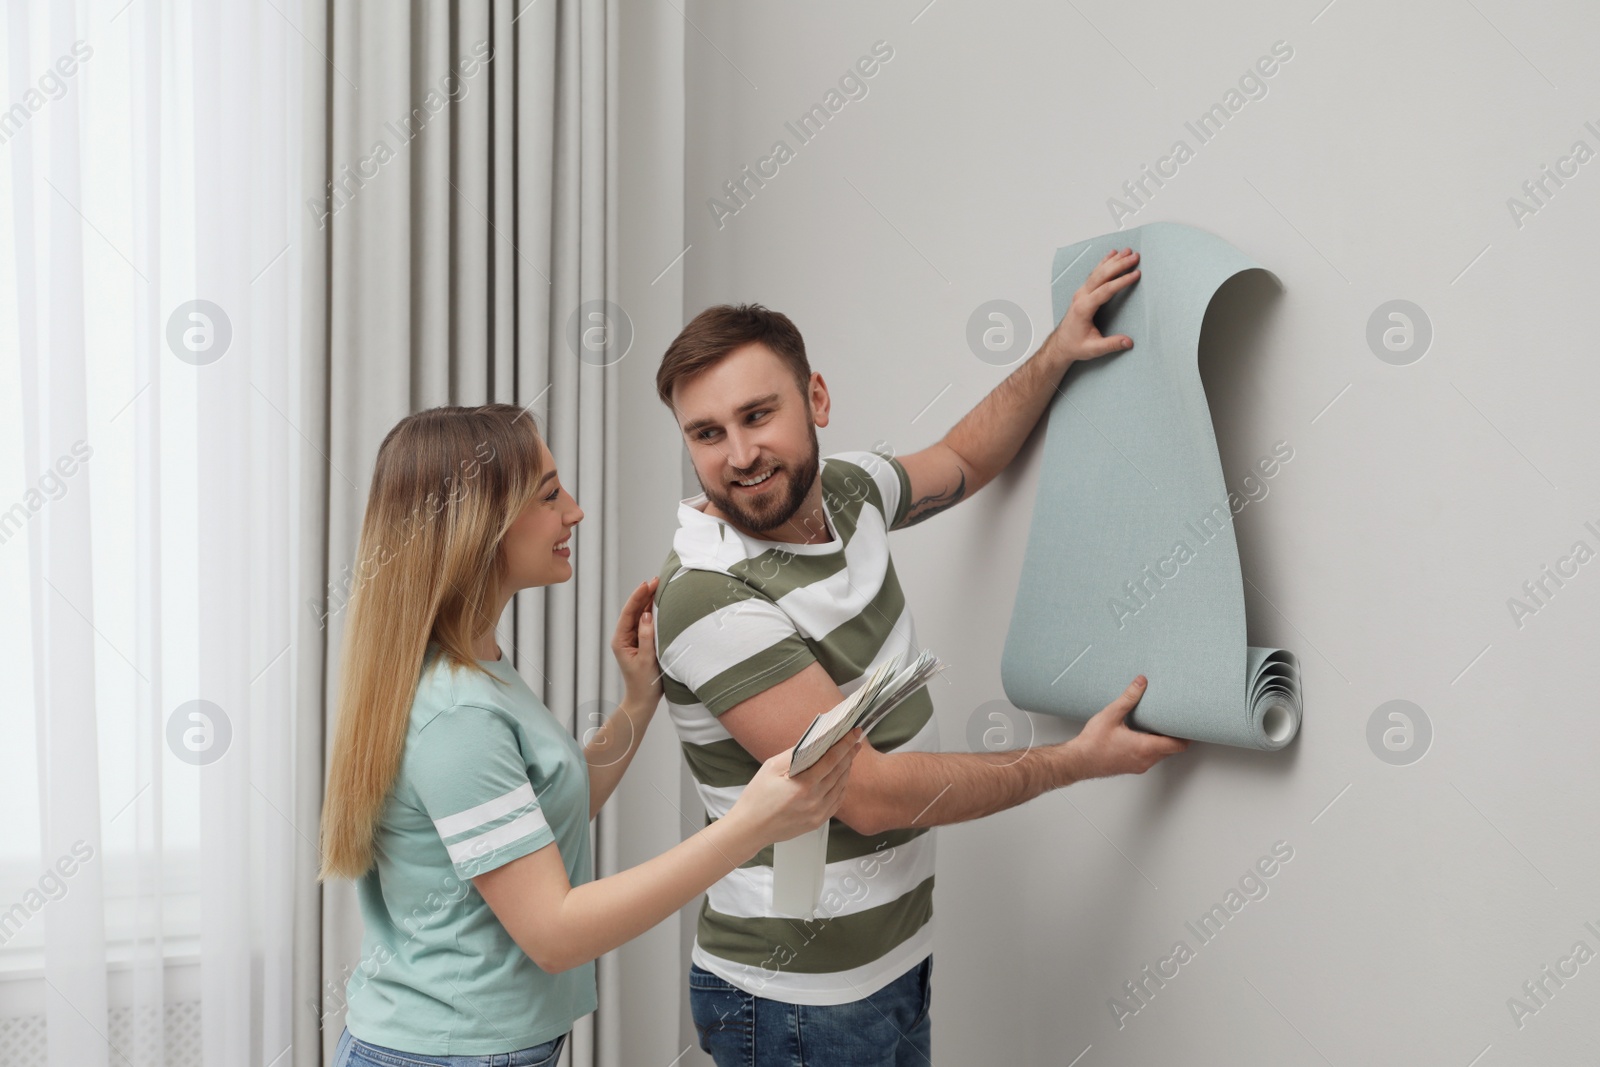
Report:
2,2,304,1065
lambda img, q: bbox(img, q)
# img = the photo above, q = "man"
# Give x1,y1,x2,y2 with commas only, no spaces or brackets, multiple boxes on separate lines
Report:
651,248,1189,1065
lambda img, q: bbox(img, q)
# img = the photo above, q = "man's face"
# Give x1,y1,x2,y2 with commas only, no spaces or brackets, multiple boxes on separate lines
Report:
672,342,829,537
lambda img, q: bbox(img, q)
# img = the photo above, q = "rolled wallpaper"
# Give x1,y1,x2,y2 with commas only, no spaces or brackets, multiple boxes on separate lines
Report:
1000,221,1302,751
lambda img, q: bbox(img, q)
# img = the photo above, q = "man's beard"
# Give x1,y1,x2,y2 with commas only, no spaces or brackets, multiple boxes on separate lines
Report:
700,421,820,535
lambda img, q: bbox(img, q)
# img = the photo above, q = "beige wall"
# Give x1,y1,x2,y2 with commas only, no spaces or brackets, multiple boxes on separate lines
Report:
621,1,1600,1062
656,4,1593,1062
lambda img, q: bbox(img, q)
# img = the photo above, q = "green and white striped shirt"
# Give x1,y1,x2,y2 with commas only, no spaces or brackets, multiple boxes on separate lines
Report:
652,450,939,1005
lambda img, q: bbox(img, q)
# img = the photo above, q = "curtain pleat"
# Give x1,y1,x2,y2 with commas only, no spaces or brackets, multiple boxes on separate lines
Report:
129,0,170,1061
294,0,335,1062
24,0,110,1053
194,3,255,1060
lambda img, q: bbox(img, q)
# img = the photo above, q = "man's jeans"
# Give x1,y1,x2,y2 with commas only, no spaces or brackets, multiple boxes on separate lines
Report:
689,956,932,1066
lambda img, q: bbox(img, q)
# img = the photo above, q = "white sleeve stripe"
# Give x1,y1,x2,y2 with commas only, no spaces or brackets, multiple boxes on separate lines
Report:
445,808,552,867
662,600,803,690
666,699,735,746
865,455,902,525
432,781,536,839
828,451,900,526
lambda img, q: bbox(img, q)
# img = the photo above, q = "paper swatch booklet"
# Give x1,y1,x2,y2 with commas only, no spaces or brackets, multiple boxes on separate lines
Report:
786,648,946,776
773,648,947,916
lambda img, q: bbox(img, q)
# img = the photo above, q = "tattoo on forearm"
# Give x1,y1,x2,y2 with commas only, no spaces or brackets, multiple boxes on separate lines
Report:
900,469,966,528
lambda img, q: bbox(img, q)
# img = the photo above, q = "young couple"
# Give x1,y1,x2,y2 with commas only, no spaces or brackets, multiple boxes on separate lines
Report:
319,248,1189,1067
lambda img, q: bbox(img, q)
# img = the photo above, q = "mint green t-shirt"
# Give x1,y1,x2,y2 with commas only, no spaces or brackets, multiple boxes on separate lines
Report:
344,643,596,1055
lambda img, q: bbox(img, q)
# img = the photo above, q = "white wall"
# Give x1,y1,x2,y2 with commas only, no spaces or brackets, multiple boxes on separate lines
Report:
615,1,1600,1062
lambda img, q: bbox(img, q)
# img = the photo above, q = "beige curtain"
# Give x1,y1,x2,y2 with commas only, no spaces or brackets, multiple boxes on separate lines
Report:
296,2,623,1064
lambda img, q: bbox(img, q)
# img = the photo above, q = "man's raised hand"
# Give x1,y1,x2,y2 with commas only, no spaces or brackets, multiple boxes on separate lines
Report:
1042,248,1142,364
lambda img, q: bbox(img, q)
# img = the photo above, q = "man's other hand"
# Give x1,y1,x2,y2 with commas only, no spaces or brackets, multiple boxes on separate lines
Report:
1067,675,1190,778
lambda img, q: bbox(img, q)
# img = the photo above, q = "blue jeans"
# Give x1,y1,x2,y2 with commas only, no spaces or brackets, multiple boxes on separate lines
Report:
690,956,932,1066
332,1027,566,1067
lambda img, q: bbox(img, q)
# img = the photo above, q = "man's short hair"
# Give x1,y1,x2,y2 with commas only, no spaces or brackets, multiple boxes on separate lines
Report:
656,303,812,412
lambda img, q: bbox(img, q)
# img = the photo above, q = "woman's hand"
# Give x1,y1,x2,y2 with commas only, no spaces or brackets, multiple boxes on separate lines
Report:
611,576,662,708
727,728,861,844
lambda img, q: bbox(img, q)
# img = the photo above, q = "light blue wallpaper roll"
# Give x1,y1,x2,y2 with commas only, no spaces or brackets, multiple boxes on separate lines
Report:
1000,221,1302,751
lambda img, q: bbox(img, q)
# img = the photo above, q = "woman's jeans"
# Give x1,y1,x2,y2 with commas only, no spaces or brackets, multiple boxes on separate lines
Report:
332,1027,566,1067
690,955,932,1066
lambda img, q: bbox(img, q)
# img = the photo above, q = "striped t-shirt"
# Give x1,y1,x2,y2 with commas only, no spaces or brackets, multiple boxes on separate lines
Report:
652,450,939,1006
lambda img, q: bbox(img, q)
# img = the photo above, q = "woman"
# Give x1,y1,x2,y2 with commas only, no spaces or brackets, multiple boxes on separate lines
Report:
318,403,859,1066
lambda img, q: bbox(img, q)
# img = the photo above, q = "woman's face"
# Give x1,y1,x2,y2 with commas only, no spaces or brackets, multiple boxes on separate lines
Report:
500,437,583,590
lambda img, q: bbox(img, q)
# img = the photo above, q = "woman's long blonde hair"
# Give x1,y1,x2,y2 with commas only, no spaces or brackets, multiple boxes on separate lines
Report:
318,403,548,880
